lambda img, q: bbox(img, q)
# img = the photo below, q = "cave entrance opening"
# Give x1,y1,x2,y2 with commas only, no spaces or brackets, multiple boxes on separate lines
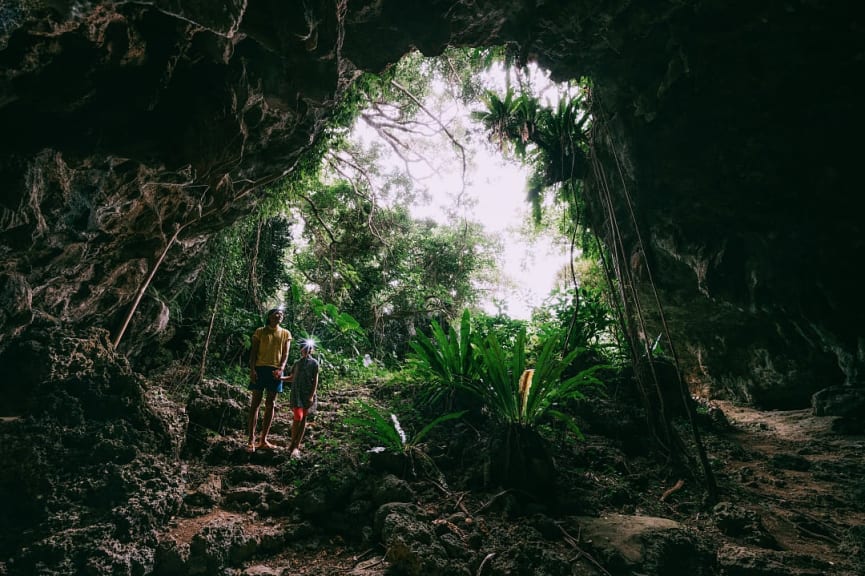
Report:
182,43,718,501
319,45,718,500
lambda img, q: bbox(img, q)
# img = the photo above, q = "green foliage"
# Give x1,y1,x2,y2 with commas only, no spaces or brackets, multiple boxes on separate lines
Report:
345,400,405,453
471,81,591,224
518,335,604,435
462,327,604,436
160,48,620,387
531,285,625,367
466,329,528,424
469,312,527,351
285,173,498,359
345,400,465,453
222,363,250,387
324,350,388,381
308,296,364,334
407,309,481,408
406,308,607,439
162,209,297,380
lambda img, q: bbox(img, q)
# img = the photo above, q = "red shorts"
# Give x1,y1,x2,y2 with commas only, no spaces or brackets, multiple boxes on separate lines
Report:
292,407,307,422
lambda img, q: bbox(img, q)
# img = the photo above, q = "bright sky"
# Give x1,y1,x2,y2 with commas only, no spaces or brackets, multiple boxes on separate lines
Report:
408,147,569,320
349,60,574,320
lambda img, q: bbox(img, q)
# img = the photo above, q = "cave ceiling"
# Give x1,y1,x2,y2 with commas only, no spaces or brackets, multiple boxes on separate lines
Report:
0,0,862,408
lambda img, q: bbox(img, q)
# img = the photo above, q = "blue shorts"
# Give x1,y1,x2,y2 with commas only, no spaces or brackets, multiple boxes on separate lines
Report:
250,366,283,393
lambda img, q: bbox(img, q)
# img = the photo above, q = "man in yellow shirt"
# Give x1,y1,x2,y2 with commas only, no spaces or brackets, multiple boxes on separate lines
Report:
246,308,292,452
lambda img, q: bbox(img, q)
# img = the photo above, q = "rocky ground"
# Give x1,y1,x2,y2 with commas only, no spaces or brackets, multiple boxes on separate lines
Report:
151,375,865,576
0,330,861,575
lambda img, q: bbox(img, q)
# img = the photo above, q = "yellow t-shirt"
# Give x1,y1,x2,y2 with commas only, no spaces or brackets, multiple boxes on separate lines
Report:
252,326,292,368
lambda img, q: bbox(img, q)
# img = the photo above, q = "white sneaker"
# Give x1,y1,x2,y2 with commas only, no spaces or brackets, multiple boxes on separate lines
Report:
291,448,301,459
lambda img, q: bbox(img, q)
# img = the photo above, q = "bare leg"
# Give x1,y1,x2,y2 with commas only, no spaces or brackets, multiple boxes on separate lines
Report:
290,415,307,456
258,391,278,448
288,420,296,449
247,390,264,450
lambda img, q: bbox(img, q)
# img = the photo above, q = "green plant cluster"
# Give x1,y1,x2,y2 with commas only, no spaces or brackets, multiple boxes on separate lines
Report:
344,308,612,490
409,309,605,434
346,401,465,455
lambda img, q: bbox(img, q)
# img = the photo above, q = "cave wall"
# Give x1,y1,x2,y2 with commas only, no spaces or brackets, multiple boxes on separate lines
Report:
568,1,865,408
1,0,863,410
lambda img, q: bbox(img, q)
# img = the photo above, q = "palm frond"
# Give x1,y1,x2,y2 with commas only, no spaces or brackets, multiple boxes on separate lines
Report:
412,410,467,445
345,400,404,452
407,309,481,408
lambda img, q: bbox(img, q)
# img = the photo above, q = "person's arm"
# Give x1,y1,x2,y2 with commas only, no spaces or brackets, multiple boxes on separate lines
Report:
278,333,291,373
288,364,299,407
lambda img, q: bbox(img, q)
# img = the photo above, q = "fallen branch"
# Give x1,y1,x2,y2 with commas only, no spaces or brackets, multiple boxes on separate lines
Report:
476,552,496,576
473,490,512,515
660,479,685,502
557,523,613,576
454,492,472,518
351,547,374,562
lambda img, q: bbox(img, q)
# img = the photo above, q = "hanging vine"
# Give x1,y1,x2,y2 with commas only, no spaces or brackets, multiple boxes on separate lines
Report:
472,70,718,502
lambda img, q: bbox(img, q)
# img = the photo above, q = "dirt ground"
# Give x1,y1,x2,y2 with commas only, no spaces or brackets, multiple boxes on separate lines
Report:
163,386,865,576
707,401,865,570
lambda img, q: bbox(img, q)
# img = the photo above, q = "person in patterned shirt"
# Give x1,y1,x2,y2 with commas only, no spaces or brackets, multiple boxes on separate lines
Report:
281,340,319,459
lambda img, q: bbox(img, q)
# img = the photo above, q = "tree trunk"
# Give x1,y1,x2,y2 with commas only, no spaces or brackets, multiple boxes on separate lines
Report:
248,217,263,312
198,260,226,383
113,225,182,349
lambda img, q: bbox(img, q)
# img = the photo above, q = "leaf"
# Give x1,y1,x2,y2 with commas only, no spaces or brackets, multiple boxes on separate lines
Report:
406,309,482,408
547,409,585,440
412,410,466,445
345,400,404,452
337,312,362,332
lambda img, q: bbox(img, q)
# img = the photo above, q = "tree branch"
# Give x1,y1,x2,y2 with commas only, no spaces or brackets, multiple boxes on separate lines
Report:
389,79,468,204
298,192,339,246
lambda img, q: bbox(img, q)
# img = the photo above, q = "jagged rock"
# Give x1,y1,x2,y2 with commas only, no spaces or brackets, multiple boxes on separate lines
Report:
294,465,356,518
370,473,415,507
812,385,865,419
0,326,185,575
186,378,248,437
571,513,714,575
185,474,223,508
187,517,257,575
374,502,455,576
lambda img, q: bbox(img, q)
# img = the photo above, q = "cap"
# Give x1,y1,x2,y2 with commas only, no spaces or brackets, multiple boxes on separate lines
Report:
267,308,284,317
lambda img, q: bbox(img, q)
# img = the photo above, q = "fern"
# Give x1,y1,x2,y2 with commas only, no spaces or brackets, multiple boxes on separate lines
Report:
345,400,466,454
407,309,480,408
467,327,604,434
345,400,405,452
